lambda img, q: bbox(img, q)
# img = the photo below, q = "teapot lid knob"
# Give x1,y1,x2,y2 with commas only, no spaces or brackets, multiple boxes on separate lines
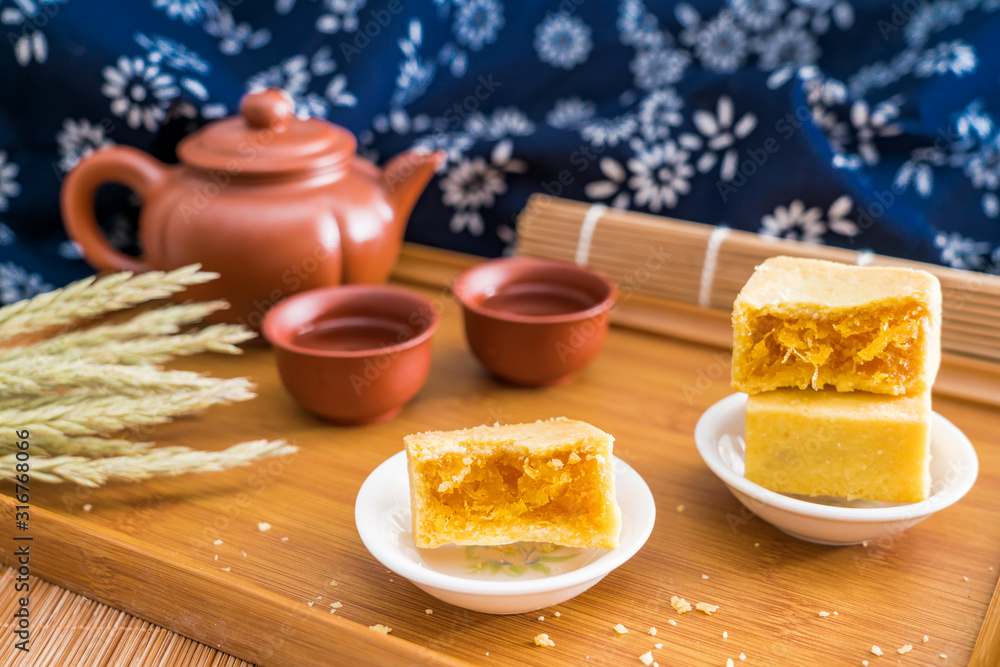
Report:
241,88,295,133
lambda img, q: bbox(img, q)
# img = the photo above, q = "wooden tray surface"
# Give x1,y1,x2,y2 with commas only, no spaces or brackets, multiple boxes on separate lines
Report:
2,264,999,666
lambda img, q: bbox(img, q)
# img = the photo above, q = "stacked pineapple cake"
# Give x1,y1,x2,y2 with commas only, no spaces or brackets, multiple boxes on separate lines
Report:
730,256,942,503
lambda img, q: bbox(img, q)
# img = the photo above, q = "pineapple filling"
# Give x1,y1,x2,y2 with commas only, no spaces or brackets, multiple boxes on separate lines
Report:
745,305,925,390
421,452,602,536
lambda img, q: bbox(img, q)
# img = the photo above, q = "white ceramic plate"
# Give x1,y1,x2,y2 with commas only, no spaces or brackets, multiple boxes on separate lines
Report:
695,393,979,546
355,451,655,614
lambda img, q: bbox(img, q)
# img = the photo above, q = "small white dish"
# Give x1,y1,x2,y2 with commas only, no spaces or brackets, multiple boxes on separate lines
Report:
695,393,978,546
355,451,655,614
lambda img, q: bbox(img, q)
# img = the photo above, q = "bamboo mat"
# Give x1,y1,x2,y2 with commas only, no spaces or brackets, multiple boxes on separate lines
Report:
0,567,252,667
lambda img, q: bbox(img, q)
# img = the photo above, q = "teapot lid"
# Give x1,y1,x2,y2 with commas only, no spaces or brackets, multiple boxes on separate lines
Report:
177,89,357,175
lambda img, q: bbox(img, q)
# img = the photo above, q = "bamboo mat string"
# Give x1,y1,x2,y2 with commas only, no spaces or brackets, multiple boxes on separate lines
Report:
699,225,730,308
574,204,606,266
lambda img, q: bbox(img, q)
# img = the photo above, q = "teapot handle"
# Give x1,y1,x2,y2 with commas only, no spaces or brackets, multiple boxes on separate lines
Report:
60,146,169,273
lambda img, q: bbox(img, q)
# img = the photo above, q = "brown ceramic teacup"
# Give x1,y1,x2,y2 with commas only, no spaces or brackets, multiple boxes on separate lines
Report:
262,285,439,425
452,257,617,387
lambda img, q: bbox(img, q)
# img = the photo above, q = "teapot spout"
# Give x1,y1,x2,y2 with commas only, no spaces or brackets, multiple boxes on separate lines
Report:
383,150,446,236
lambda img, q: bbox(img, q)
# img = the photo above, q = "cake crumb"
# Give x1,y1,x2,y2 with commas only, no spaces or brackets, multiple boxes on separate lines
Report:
425,609,433,614
754,543,759,547
538,616,545,621
739,654,746,661
329,580,337,586
833,611,838,615
898,645,913,655
990,566,994,572
639,651,654,666
655,643,663,649
241,550,247,557
923,635,929,643
82,504,93,512
213,554,218,561
818,611,831,617
221,566,231,572
676,504,685,513
667,619,677,626
648,627,657,636
281,537,289,542
702,574,710,579
330,608,337,614
307,602,313,607
369,624,391,634
534,633,555,647
726,659,734,667
939,654,948,659
331,602,342,609
871,646,883,656
554,611,561,617
670,596,692,613
695,602,719,615
862,661,868,666
213,539,223,546
963,576,969,582
614,623,629,635
722,631,728,639
258,522,271,532
316,596,322,600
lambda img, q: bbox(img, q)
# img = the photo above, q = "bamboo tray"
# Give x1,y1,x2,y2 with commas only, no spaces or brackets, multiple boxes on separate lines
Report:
1,245,999,666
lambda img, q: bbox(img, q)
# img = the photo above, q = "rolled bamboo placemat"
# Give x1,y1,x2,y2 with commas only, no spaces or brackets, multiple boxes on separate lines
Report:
515,194,1000,404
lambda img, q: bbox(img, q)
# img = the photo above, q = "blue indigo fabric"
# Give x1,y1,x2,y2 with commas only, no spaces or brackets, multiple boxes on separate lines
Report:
1,0,1000,303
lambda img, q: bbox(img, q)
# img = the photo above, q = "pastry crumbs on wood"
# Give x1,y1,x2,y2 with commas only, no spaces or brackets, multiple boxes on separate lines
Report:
655,643,663,649
258,522,271,532
639,651,654,665
538,616,545,621
213,555,218,561
82,504,92,512
329,580,337,586
963,576,969,582
818,611,830,617
281,537,289,542
369,624,391,634
331,602,342,609
702,574,710,579
534,633,554,647
667,619,677,626
923,635,929,643
898,645,912,655
739,654,746,661
554,611,561,617
213,539,223,546
722,631,728,639
871,646,883,656
676,504,685,513
613,624,629,635
221,566,231,572
726,659,734,667
425,609,433,614
670,596,691,613
307,602,313,607
939,654,947,658
648,627,657,636
862,661,868,666
695,602,719,615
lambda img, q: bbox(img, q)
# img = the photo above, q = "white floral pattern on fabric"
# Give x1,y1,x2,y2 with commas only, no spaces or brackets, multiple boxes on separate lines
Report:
678,96,757,181
630,47,691,90
56,119,115,175
729,0,786,31
759,197,859,243
547,97,596,130
688,10,748,73
581,115,638,148
0,152,21,213
2,0,66,66
101,55,180,131
440,139,526,236
316,0,366,34
934,232,994,270
247,47,357,118
585,140,694,212
0,222,15,246
638,89,684,141
534,13,592,70
453,0,505,51
135,32,211,73
0,263,53,305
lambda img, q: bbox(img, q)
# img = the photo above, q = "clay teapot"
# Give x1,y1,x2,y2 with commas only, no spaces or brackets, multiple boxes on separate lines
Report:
61,88,443,330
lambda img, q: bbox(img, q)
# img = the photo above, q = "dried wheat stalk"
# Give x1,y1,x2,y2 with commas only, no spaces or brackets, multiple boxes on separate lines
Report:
0,264,297,485
0,440,295,487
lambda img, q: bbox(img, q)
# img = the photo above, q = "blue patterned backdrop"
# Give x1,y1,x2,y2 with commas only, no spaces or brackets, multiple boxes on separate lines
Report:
1,0,999,303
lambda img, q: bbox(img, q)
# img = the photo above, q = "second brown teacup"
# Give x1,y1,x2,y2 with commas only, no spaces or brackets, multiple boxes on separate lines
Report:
262,285,439,425
452,257,616,387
